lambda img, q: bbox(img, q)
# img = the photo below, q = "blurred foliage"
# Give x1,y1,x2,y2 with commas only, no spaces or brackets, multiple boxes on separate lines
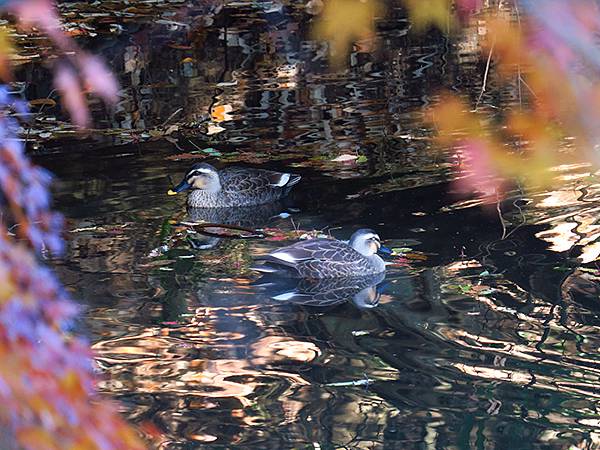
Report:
0,1,143,449
312,0,600,203
312,0,385,66
0,0,598,447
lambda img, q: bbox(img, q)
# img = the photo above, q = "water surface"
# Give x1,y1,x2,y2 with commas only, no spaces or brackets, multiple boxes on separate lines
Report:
27,2,600,448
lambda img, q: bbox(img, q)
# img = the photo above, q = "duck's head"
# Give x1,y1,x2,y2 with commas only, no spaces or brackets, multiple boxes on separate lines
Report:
168,163,221,195
349,228,390,257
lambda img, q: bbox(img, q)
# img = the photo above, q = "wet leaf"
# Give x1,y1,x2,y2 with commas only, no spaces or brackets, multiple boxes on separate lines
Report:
331,154,358,162
28,99,57,108
211,104,233,122
202,147,222,157
0,26,14,81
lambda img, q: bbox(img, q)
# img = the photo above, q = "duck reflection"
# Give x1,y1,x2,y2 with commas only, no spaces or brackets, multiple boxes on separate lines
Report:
186,200,292,249
253,271,386,309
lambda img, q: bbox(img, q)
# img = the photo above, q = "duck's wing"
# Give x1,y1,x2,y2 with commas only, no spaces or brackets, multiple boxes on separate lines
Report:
220,167,301,194
254,239,367,278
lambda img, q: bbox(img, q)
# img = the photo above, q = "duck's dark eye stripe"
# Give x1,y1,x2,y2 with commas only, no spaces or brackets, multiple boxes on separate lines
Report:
187,170,210,179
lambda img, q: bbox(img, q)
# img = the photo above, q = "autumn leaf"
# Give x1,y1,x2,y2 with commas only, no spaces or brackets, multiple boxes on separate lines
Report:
312,0,385,66
211,104,233,122
54,63,89,128
0,26,14,82
404,0,452,31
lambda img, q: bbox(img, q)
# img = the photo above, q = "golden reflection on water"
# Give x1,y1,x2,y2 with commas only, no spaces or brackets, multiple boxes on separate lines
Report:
92,300,321,437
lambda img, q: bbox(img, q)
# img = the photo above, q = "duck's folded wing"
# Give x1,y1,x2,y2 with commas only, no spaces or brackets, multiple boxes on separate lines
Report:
255,239,365,278
221,168,300,194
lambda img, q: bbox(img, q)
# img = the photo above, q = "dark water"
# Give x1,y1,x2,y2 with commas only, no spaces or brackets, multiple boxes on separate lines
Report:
27,2,600,448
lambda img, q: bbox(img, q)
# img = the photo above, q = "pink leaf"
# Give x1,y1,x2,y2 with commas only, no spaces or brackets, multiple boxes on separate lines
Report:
54,64,89,128
8,0,73,51
453,139,503,203
78,55,119,104
455,0,483,20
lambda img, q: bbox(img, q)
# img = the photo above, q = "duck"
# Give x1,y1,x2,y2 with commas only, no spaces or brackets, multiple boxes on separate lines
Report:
168,162,301,208
252,228,389,279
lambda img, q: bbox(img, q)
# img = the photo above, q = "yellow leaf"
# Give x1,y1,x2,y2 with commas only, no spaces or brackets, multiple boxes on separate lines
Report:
17,428,61,450
211,104,233,122
404,0,452,31
312,0,385,66
0,26,14,81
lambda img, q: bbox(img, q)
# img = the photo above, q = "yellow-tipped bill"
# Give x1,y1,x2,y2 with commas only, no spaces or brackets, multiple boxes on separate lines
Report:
167,189,178,196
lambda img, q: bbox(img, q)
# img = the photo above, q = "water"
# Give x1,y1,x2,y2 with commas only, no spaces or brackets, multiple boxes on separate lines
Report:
26,2,600,448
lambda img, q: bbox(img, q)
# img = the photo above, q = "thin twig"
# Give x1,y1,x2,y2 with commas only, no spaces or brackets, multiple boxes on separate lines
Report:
161,107,183,127
518,75,538,98
496,191,507,240
475,41,495,110
290,217,300,236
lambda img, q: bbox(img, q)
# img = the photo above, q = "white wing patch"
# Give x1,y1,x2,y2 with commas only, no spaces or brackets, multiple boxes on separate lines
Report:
271,251,298,263
272,292,297,301
271,173,290,187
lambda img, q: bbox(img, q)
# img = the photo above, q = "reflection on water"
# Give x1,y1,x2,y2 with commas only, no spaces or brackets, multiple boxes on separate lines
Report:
24,2,600,449
253,271,386,308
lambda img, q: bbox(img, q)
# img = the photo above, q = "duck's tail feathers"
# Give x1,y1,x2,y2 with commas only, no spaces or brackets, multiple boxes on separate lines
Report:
286,173,301,187
251,257,302,277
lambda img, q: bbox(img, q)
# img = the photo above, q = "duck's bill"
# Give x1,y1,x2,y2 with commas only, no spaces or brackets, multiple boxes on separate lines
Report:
378,245,393,256
167,180,191,195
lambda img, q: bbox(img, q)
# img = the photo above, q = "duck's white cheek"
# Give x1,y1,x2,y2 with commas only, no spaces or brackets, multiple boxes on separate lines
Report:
191,177,206,189
370,242,378,253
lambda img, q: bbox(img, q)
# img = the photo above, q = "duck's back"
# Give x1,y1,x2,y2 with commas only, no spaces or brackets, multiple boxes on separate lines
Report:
189,167,299,207
257,238,384,278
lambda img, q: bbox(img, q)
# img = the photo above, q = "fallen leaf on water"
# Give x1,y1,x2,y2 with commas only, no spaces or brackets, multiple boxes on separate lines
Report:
331,154,358,162
165,152,209,161
202,147,222,157
29,98,57,108
211,104,233,122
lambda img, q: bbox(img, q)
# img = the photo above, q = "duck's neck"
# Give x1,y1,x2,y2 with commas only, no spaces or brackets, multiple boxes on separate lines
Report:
204,178,222,193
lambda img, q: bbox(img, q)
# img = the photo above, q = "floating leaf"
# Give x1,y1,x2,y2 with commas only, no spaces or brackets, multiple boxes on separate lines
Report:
211,104,233,122
202,147,222,157
28,98,57,108
331,154,358,162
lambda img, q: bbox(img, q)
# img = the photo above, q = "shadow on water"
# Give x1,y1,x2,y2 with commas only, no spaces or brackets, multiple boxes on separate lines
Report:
20,1,600,449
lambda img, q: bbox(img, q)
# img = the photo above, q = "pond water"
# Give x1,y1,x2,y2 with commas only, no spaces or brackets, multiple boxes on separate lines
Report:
26,1,600,449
